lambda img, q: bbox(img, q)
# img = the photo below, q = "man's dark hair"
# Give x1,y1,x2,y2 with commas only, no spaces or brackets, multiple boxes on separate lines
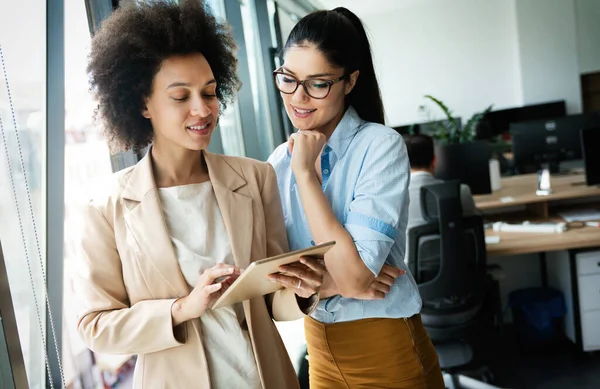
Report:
404,134,435,169
87,0,240,152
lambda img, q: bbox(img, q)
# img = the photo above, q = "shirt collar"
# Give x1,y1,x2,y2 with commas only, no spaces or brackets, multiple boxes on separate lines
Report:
410,171,433,178
326,106,363,159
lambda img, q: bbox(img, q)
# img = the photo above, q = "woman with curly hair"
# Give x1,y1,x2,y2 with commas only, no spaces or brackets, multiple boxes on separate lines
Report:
74,1,324,388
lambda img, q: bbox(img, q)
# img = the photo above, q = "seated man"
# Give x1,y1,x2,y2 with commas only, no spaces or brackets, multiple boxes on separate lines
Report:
404,134,477,227
403,134,478,276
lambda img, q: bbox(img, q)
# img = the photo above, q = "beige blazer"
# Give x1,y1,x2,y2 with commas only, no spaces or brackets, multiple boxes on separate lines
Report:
75,150,307,389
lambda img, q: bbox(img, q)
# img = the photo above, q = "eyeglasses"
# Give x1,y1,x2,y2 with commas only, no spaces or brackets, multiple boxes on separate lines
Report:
273,70,349,99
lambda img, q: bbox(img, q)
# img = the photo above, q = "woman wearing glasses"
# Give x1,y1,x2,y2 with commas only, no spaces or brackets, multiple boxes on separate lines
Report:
268,7,444,389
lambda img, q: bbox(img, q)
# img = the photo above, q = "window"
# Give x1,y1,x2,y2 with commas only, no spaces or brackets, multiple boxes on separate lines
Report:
62,0,121,386
207,0,247,157
0,0,47,387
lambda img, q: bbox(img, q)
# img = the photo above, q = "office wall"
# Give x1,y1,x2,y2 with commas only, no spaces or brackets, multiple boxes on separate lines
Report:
359,0,523,126
515,0,582,114
576,0,600,75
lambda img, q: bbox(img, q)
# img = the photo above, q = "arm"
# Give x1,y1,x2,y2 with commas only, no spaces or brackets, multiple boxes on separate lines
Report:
262,164,318,321
294,172,370,297
75,202,185,355
319,264,404,300
294,133,410,298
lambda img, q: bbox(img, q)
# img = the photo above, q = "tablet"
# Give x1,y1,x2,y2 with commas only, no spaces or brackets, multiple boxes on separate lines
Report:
212,241,335,309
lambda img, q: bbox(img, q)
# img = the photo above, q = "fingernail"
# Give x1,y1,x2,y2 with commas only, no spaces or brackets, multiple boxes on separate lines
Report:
228,268,234,274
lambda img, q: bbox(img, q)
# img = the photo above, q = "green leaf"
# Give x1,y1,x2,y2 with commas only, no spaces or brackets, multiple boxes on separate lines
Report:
423,95,461,140
463,104,493,142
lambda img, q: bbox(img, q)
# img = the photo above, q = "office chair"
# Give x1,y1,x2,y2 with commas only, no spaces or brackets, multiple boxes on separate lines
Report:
407,181,504,389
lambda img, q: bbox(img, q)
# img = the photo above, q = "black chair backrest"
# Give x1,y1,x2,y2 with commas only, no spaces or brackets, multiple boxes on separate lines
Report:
407,180,487,305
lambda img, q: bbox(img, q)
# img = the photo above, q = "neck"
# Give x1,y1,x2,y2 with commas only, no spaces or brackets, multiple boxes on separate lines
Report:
411,168,434,175
150,142,208,187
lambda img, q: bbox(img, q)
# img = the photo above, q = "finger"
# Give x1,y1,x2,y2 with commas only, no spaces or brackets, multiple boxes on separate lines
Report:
268,272,299,286
219,274,240,287
278,262,308,274
375,274,395,287
268,273,317,296
299,256,327,274
380,264,405,278
277,266,321,286
273,274,317,299
371,281,391,294
203,282,223,295
205,266,239,284
367,289,386,300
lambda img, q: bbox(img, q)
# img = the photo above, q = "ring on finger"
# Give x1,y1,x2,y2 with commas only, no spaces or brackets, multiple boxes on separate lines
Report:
297,279,302,289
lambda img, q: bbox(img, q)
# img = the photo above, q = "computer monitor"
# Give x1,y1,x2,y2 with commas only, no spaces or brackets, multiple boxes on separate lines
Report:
581,128,600,186
477,100,566,139
510,112,600,174
434,141,492,195
393,123,417,135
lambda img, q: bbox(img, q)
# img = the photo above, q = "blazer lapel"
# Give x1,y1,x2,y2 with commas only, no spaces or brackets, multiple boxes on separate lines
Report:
203,151,253,270
122,151,190,297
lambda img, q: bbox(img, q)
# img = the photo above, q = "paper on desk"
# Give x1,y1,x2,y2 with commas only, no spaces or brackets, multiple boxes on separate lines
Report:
558,209,600,222
485,236,501,244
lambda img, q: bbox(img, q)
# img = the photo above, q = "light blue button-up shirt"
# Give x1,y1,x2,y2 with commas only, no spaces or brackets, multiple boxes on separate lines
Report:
268,107,422,323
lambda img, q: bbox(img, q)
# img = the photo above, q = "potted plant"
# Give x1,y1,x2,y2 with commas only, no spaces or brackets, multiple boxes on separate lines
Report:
419,95,495,194
419,95,492,144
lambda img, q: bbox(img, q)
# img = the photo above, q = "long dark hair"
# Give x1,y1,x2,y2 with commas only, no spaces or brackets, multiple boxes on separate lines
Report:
283,7,385,125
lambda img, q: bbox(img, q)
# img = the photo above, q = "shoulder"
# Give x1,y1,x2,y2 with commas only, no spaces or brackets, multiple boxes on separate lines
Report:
212,153,275,187
353,121,406,155
213,153,270,169
88,165,134,208
83,164,135,226
345,122,407,168
409,174,440,188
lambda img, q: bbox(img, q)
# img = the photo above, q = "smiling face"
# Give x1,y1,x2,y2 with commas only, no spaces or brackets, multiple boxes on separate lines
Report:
142,53,219,152
279,45,358,138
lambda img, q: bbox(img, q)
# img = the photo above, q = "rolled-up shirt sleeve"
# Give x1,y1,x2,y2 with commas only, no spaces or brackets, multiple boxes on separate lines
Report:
343,133,410,276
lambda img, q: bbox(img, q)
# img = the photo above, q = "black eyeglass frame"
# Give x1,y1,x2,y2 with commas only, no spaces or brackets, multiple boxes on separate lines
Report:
272,70,349,99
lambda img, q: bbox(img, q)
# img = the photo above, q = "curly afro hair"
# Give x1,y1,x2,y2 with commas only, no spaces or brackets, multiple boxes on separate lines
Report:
87,0,240,152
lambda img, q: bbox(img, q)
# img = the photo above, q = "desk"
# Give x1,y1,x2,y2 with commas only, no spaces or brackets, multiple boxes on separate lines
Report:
474,172,600,256
474,173,600,353
484,226,600,257
475,172,600,218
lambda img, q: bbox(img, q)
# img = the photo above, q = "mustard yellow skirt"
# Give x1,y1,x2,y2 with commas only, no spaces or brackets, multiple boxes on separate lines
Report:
304,314,445,389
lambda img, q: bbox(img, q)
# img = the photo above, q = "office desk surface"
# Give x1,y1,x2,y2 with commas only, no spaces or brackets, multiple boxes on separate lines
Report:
474,172,600,210
486,225,600,257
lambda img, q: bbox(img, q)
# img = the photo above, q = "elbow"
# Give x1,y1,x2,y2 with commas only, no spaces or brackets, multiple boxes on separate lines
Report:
77,314,116,355
329,249,376,298
77,315,103,353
